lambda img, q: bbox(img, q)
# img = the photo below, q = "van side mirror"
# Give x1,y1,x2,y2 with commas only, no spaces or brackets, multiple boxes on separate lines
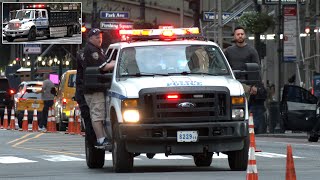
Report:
233,63,261,85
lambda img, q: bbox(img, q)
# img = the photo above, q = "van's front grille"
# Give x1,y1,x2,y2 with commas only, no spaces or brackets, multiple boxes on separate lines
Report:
139,86,231,123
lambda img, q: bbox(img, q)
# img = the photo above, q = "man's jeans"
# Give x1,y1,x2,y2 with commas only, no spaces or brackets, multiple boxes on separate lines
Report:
40,100,54,128
249,105,266,134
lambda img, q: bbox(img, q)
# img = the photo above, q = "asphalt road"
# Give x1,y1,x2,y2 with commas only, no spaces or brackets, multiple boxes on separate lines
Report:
0,129,319,180
2,34,82,44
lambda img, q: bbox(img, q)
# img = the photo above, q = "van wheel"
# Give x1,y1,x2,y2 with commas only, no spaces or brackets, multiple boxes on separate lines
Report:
228,136,249,171
85,135,105,168
58,121,67,131
307,131,319,142
193,153,213,167
112,122,133,173
66,26,73,37
28,28,37,41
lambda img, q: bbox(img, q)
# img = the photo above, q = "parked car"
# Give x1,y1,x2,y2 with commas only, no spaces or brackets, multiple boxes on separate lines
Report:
15,87,44,128
54,70,77,131
0,77,15,125
280,85,320,142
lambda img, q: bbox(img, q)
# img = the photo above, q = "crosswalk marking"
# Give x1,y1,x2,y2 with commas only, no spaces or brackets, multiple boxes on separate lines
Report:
0,156,37,164
38,155,85,162
141,154,192,160
0,151,305,164
104,154,142,161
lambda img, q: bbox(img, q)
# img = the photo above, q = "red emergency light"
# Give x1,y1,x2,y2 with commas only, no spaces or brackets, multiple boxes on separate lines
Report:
25,4,46,9
166,94,179,100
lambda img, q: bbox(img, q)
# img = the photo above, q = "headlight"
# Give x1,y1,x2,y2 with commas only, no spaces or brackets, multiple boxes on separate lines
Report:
122,99,139,123
123,109,140,123
20,25,30,30
232,109,244,119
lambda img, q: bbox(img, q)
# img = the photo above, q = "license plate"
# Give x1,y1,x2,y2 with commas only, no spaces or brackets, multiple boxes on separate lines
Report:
177,131,198,142
12,34,16,37
32,103,39,108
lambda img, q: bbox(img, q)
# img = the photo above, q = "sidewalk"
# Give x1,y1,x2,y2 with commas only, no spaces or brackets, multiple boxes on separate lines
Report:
256,131,307,139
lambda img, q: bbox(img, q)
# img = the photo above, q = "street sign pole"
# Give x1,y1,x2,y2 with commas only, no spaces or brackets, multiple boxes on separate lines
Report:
30,55,35,81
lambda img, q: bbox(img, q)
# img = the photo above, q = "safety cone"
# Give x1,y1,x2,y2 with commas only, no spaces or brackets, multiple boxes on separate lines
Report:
249,113,261,152
22,109,29,131
51,108,57,133
246,137,258,180
286,144,296,180
74,107,81,135
47,107,52,133
9,108,16,130
2,107,9,129
32,109,39,132
66,109,75,135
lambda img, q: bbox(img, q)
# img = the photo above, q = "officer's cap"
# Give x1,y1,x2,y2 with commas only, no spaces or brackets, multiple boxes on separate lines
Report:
88,28,103,38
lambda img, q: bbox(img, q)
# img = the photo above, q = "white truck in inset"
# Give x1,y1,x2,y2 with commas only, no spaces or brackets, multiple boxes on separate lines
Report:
3,5,80,42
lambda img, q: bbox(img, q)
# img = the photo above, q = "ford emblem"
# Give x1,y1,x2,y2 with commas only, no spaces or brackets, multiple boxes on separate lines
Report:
177,102,196,108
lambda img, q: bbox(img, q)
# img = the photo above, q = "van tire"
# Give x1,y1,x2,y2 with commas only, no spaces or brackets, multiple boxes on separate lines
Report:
85,135,105,168
112,122,133,173
228,136,249,171
307,132,319,142
66,26,73,37
28,27,37,41
193,153,213,167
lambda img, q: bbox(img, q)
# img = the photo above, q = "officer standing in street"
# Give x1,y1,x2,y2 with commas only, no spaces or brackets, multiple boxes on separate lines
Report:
81,28,115,149
224,26,267,134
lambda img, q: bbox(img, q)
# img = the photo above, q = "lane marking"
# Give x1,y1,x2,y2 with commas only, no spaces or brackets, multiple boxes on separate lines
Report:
12,133,43,147
13,146,81,156
255,152,303,158
0,156,37,164
7,133,34,144
38,155,85,162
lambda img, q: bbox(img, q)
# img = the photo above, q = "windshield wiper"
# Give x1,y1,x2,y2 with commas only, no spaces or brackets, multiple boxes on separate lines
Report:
121,72,169,77
168,71,220,76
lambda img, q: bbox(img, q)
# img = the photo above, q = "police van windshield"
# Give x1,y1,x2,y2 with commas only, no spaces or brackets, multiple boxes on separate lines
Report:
118,45,231,77
15,10,33,19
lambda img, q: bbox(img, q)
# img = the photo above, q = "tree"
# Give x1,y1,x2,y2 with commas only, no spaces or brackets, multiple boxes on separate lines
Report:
237,11,275,34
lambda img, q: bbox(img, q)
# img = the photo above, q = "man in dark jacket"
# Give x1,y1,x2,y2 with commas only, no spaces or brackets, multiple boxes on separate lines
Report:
225,26,267,134
75,49,96,144
82,28,115,149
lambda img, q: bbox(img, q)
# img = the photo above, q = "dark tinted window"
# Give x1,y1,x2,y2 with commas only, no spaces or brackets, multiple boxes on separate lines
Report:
68,74,76,87
105,49,113,60
22,89,42,99
0,79,10,90
111,49,118,61
285,85,318,104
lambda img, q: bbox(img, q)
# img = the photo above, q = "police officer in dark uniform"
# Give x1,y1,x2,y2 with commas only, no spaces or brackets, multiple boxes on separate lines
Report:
75,49,96,144
78,28,115,149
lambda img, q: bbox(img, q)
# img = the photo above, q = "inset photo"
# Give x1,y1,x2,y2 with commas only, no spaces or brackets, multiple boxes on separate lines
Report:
2,2,82,44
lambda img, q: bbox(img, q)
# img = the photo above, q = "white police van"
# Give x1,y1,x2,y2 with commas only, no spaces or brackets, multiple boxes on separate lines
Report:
84,27,249,172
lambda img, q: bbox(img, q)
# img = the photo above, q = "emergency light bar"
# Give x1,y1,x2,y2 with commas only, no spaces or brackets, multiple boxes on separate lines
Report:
25,4,47,9
119,27,200,41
